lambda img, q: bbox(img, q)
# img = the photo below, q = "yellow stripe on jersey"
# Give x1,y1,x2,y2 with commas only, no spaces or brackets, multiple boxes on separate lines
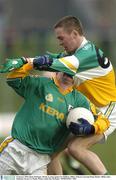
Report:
0,137,13,153
104,102,116,118
59,57,77,73
7,63,33,79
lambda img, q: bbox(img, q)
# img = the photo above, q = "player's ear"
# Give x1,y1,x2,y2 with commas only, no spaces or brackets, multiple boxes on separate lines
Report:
71,30,79,38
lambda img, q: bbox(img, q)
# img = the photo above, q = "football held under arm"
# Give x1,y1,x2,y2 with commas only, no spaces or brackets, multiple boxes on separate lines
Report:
69,100,110,136
69,112,110,136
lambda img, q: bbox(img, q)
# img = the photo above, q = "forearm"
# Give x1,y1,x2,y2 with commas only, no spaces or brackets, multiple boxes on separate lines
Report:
0,52,66,74
30,56,74,76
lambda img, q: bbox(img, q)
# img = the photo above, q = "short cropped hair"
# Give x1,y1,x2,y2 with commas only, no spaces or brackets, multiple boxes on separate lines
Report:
54,15,84,35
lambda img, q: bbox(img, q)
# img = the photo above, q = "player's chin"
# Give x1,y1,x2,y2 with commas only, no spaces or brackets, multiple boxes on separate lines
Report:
64,46,75,53
64,46,70,52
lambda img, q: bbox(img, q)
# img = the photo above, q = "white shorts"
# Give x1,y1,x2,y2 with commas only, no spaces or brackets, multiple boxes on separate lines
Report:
99,102,116,142
0,137,51,175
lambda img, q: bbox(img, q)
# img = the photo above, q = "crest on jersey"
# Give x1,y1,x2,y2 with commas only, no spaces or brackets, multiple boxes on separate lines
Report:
45,94,53,102
68,104,74,112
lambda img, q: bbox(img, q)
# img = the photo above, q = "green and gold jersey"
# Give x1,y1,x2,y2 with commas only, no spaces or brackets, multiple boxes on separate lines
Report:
50,38,116,107
7,66,90,155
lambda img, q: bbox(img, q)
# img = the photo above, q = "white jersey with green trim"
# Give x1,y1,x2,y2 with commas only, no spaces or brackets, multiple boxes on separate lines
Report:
50,38,116,107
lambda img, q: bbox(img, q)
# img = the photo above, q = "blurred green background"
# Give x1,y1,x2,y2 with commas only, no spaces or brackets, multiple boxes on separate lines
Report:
0,0,116,175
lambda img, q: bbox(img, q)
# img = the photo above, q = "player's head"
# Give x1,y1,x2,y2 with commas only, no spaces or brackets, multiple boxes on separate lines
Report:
54,16,84,53
56,72,74,85
54,16,83,35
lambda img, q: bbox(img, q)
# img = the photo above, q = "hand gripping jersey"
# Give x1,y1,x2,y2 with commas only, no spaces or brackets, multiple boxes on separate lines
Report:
49,38,116,107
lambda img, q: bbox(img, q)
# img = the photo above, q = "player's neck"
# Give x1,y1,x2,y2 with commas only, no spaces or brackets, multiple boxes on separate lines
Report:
59,80,73,90
77,36,85,48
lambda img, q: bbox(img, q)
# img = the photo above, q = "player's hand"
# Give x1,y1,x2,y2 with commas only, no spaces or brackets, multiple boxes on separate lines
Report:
33,55,53,70
0,57,27,73
69,118,95,136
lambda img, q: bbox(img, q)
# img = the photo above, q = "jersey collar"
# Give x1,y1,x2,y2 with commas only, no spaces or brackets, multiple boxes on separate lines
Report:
77,37,88,50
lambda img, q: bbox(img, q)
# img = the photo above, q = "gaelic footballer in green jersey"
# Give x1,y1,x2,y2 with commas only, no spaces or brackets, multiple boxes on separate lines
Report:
0,62,110,175
5,63,91,155
1,63,108,153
